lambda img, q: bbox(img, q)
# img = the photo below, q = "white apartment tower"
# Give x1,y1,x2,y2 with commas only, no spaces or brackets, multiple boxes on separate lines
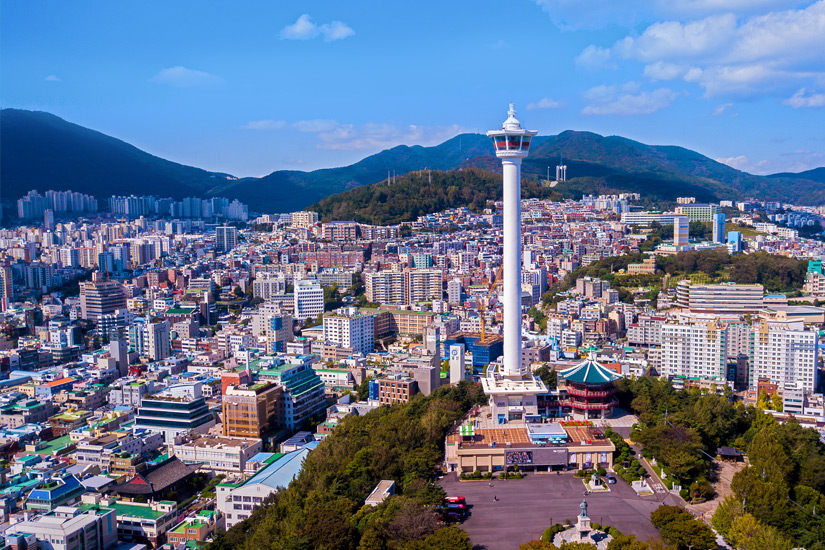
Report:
323,307,375,354
751,320,817,392
660,318,727,380
293,279,324,320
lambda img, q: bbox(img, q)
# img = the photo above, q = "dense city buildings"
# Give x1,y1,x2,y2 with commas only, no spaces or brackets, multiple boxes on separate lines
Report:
3,153,825,549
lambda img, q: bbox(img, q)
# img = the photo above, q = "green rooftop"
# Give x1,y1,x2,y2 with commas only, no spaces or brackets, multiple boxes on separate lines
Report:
109,501,171,520
32,435,73,455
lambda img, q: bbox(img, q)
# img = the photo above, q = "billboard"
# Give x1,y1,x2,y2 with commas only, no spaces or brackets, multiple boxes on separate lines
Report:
505,451,533,465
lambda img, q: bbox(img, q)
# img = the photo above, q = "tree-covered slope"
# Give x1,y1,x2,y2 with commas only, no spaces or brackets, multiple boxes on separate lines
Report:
308,168,564,224
207,381,487,550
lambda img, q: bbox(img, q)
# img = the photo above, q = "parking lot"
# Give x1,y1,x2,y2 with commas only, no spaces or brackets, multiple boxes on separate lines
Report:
439,472,665,549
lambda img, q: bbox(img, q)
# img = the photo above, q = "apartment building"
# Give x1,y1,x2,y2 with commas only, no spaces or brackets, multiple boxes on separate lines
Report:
365,270,405,304
322,221,358,241
253,272,287,300
404,269,443,304
79,276,127,320
291,211,319,229
323,307,375,354
661,319,728,380
293,279,324,320
627,315,666,347
215,226,238,253
751,320,818,392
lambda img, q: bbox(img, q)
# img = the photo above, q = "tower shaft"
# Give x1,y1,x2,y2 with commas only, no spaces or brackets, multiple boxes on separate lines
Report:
502,158,523,378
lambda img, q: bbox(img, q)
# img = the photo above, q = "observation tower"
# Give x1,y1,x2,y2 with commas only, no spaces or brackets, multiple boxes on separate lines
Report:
481,104,546,424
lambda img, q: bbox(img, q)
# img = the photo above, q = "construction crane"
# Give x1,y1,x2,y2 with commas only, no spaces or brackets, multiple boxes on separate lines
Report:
478,265,503,341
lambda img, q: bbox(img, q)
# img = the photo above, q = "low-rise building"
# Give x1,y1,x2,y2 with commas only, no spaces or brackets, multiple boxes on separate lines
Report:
171,434,263,473
167,510,222,546
217,448,311,529
5,505,117,550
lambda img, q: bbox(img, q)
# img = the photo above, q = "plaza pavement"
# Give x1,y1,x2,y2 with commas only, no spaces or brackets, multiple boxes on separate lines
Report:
440,471,666,550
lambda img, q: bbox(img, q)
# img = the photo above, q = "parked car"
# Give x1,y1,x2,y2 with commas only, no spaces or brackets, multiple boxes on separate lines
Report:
606,473,617,484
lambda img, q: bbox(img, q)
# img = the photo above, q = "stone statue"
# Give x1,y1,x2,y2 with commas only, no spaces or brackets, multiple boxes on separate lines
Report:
579,497,588,518
591,471,600,485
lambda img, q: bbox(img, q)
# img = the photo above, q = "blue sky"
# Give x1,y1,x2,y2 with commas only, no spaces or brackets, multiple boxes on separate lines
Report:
2,0,823,177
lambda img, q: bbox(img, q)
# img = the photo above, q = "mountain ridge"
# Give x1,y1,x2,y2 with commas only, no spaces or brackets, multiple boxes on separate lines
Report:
2,108,823,214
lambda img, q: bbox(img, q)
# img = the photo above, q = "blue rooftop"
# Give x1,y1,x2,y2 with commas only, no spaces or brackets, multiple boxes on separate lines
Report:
245,448,310,490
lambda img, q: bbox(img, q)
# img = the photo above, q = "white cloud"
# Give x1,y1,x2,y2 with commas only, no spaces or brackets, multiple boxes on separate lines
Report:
292,119,339,133
582,83,677,115
280,14,354,42
575,45,615,69
711,103,734,116
576,1,825,99
643,61,690,81
716,155,750,169
526,97,562,110
316,122,474,151
242,120,286,130
149,66,222,87
44,75,61,82
533,0,805,30
784,88,825,107
280,14,319,40
320,21,355,42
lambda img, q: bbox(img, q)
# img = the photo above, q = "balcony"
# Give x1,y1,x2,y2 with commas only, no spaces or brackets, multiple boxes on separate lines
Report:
559,399,619,410
565,387,616,398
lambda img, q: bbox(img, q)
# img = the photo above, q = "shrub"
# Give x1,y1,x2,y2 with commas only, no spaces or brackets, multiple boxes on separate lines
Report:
541,524,566,542
597,467,607,476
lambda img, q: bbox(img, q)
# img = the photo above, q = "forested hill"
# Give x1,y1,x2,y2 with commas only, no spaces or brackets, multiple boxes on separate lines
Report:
207,382,487,550
308,168,563,225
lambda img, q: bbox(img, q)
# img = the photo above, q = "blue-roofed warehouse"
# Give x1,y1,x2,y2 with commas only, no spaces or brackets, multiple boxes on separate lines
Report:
217,447,311,529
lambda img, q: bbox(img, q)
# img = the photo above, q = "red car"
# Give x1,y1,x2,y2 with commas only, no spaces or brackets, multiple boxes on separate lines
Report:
446,496,466,505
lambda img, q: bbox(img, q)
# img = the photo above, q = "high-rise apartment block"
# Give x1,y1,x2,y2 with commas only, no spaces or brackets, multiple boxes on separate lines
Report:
712,213,726,243
291,211,319,229
79,276,127,320
323,307,375,354
293,279,324,320
673,216,689,246
215,226,238,253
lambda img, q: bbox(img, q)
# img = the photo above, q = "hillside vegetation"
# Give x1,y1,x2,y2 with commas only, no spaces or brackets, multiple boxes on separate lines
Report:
309,168,563,224
618,377,825,550
207,381,487,550
545,249,808,307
